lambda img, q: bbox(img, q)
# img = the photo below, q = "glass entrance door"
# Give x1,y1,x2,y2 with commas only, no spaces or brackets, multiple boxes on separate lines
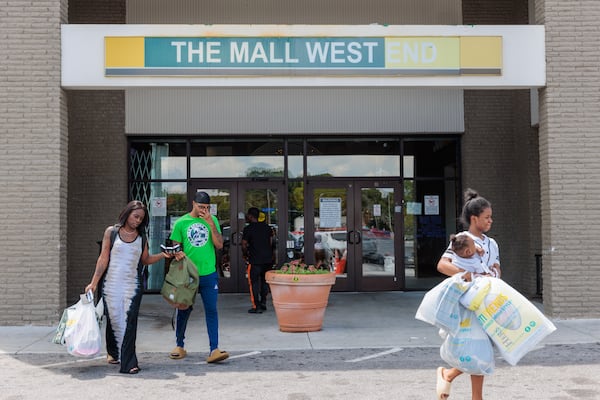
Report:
189,181,284,293
355,181,403,291
306,180,403,291
304,181,353,290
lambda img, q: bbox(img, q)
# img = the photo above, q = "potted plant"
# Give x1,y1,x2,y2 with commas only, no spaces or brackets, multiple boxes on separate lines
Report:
265,260,337,332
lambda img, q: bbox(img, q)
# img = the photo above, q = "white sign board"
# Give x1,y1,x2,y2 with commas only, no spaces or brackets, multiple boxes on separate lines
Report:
319,197,342,228
151,197,167,217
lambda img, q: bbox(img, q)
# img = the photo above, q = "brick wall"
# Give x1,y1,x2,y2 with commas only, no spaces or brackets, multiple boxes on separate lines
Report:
462,1,542,299
0,0,68,325
462,91,542,295
536,0,600,318
68,0,125,23
463,0,529,24
66,91,127,304
66,0,127,304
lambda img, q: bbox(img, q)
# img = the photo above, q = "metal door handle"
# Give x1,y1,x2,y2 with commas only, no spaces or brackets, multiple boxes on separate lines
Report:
347,230,355,244
355,231,362,244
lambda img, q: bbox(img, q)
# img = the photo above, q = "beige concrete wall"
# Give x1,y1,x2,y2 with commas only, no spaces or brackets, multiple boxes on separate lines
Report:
536,0,600,318
0,0,68,325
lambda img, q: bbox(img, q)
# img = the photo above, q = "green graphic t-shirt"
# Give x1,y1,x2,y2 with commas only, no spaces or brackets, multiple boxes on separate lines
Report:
169,213,221,276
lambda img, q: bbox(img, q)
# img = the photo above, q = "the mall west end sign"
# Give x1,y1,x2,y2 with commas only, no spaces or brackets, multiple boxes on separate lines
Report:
61,25,545,88
104,36,502,77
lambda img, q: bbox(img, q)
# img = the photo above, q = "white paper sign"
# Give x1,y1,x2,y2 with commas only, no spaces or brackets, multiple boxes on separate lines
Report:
319,197,342,228
373,204,381,217
151,197,167,217
424,195,439,215
406,202,422,215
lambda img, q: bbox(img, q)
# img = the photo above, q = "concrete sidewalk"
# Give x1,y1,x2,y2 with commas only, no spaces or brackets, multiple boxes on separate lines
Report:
2,291,600,355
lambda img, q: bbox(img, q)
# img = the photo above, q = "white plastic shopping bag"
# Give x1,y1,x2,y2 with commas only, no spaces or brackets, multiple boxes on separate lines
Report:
415,277,450,326
472,277,556,365
63,292,102,358
415,273,471,335
440,307,495,375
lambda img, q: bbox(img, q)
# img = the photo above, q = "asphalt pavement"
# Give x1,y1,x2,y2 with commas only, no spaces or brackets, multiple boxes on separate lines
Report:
1,292,600,399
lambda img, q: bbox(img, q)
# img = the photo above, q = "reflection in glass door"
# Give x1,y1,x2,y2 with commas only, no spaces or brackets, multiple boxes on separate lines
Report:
241,185,279,266
312,188,348,272
360,186,395,277
306,180,403,291
188,185,235,292
306,182,353,291
356,182,402,291
191,182,284,293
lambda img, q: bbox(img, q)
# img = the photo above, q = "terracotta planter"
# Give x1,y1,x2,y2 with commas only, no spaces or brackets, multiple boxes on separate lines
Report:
265,270,336,332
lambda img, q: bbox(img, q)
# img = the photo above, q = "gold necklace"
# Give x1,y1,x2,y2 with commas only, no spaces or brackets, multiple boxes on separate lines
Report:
122,227,137,234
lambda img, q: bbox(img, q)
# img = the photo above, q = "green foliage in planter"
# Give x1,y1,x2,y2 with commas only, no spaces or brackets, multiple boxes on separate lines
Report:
274,260,331,274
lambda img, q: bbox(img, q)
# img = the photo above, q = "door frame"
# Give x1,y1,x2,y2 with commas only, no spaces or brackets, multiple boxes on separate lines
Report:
189,179,286,293
353,180,405,291
306,178,405,292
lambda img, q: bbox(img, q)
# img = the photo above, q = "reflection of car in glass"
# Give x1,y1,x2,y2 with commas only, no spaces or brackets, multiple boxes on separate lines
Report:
286,232,304,260
314,231,347,266
221,226,231,249
315,231,347,250
404,239,415,265
362,237,384,265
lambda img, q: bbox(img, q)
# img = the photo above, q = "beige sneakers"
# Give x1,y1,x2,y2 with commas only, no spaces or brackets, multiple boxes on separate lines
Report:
206,348,229,363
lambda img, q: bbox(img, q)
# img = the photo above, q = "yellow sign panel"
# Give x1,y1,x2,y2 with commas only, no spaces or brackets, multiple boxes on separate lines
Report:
460,36,502,74
385,37,460,70
105,37,145,68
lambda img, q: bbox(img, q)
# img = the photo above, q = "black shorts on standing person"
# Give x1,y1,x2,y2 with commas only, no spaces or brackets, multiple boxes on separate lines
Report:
242,207,274,314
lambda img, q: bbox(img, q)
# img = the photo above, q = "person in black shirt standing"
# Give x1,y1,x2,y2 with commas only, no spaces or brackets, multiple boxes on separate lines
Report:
242,207,274,314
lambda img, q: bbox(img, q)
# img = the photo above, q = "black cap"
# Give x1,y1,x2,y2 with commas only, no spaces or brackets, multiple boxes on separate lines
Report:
194,191,211,204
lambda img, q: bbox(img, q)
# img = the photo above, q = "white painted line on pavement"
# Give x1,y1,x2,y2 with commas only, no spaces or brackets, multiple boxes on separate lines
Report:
41,355,105,368
41,351,263,368
345,347,403,363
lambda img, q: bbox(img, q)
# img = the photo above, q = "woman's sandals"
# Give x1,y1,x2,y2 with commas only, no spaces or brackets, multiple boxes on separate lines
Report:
107,355,119,365
436,367,452,399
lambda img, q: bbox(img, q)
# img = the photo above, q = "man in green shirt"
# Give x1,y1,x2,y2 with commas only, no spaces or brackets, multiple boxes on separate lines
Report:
168,191,229,363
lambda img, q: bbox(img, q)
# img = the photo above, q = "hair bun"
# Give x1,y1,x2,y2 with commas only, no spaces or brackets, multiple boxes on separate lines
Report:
464,188,479,202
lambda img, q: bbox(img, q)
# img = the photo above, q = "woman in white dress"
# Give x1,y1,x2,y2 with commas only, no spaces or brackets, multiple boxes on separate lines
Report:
86,201,170,374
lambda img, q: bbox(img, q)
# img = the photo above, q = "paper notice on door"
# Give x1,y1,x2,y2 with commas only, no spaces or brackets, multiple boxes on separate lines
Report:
319,197,341,228
424,195,439,215
373,204,381,217
406,202,422,215
151,197,167,217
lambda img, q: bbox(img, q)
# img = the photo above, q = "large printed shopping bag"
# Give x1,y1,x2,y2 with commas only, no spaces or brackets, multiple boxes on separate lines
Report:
440,306,495,375
415,273,471,335
63,293,102,358
460,277,492,311
472,277,556,365
52,304,76,345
